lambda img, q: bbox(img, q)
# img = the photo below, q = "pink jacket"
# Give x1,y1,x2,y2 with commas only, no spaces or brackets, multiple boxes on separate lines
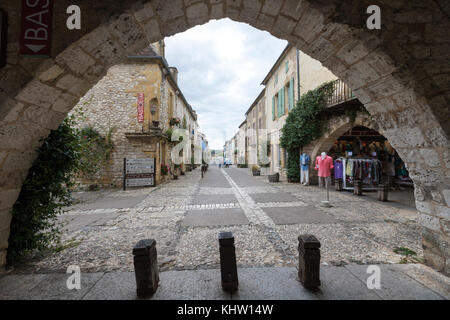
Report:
315,155,334,177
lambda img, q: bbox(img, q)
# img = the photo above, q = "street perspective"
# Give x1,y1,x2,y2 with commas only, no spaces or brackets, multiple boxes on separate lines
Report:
0,0,449,313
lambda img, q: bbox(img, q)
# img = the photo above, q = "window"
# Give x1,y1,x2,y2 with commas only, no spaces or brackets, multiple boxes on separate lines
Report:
285,61,289,73
274,74,278,86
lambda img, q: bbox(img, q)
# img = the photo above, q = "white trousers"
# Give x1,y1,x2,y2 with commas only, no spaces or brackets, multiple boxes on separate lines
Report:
300,168,309,184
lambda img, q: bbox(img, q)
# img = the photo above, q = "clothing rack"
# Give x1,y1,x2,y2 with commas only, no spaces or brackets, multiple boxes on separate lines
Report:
339,157,382,191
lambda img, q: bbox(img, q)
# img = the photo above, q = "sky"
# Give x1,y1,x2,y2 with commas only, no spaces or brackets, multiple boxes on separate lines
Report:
165,18,287,150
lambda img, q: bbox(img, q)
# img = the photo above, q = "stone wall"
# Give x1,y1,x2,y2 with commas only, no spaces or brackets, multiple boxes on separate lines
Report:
0,0,448,274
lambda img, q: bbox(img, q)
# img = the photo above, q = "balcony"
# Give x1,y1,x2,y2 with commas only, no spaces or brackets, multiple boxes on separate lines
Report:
325,79,356,108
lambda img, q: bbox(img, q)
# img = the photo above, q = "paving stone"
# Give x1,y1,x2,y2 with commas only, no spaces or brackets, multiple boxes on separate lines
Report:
191,194,238,205
70,195,147,210
262,206,336,225
25,272,104,300
182,208,249,227
0,274,47,299
231,267,318,300
344,264,445,300
315,265,381,300
249,192,299,203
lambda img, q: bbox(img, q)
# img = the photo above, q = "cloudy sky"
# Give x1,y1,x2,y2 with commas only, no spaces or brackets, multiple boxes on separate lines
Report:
165,18,287,150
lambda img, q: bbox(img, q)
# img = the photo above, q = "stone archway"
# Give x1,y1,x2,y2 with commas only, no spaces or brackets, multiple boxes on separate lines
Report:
0,0,449,274
309,112,376,163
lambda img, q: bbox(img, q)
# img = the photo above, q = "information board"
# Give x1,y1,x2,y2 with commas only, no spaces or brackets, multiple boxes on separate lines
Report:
124,158,155,189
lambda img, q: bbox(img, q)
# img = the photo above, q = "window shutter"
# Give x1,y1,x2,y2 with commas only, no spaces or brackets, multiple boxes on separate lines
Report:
272,96,275,120
280,88,285,115
277,91,281,117
289,77,294,110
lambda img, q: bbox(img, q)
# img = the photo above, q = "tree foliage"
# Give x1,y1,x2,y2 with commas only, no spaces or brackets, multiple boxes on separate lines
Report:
280,82,334,181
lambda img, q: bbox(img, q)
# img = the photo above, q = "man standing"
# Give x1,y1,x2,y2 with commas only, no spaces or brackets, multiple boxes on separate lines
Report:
300,152,311,185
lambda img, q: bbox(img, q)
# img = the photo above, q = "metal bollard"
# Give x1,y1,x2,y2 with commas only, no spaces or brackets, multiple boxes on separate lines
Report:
298,234,321,289
133,239,159,297
219,232,239,291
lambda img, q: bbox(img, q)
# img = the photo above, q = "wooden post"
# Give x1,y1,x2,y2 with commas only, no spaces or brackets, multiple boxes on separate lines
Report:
219,232,239,291
298,234,321,289
133,239,159,297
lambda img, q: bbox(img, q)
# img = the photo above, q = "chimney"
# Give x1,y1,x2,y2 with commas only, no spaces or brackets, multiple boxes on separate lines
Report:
169,67,178,84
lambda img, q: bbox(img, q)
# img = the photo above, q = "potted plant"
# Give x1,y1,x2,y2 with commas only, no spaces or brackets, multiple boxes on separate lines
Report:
169,117,180,127
251,165,261,176
268,172,280,182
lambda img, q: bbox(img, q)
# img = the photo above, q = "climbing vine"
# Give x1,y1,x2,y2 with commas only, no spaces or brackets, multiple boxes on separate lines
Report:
280,82,334,181
7,117,82,263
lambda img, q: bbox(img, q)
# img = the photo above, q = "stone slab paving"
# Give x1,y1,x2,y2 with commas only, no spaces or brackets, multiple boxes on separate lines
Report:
0,264,447,300
5,165,443,299
191,194,238,205
182,208,249,227
262,206,337,225
249,192,299,203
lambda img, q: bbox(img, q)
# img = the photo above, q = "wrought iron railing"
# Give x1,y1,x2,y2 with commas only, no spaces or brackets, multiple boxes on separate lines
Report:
326,79,355,107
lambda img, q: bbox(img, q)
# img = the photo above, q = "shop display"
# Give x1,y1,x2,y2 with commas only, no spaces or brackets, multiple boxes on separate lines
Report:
300,152,311,185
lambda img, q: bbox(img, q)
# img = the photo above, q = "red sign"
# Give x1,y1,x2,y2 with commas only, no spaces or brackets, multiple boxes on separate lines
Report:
20,0,53,56
137,93,144,123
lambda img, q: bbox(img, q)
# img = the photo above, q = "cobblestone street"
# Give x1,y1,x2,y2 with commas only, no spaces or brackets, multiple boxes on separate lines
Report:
11,166,423,275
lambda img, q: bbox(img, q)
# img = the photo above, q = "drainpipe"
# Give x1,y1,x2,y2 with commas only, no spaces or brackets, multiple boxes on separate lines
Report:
296,48,301,100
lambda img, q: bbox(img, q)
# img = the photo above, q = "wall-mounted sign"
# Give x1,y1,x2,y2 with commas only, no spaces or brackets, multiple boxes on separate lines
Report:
137,93,144,123
20,0,53,57
123,158,155,189
0,9,7,68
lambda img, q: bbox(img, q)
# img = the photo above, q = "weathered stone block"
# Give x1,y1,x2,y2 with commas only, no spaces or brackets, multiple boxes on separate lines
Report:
0,188,20,211
153,0,184,22
38,65,65,83
55,45,96,76
261,0,282,15
141,19,162,43
15,80,62,109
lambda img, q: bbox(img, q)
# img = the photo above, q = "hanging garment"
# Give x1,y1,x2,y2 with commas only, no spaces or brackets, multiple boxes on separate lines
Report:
346,160,353,176
334,160,343,179
300,153,310,171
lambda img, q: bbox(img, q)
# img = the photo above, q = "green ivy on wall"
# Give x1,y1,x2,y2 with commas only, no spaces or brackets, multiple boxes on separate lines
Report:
280,82,334,182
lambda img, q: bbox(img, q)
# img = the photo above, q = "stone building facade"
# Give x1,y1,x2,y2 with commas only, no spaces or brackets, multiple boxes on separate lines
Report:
0,0,448,275
71,41,199,188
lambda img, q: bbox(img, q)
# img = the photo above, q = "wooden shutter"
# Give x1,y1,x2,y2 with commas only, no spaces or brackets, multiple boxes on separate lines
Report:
289,77,294,110
280,88,285,116
277,91,281,117
272,96,275,120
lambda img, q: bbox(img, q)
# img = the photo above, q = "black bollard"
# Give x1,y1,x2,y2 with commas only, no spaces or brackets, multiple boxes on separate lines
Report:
219,232,239,291
133,239,159,298
298,234,321,289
